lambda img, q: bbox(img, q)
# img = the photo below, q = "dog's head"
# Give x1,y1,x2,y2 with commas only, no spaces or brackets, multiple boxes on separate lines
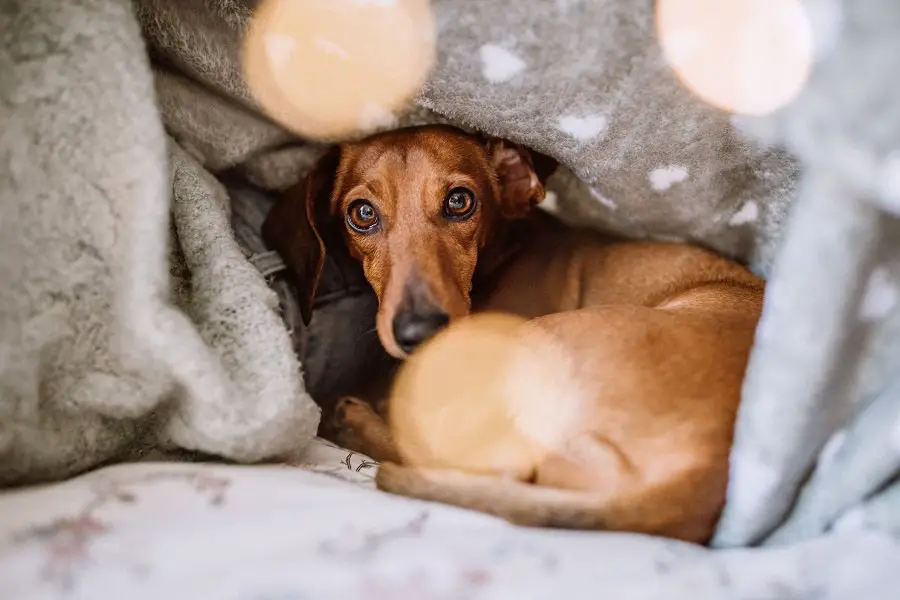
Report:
263,125,556,358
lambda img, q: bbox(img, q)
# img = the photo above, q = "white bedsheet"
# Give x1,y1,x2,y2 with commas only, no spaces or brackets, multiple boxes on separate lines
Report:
2,438,899,600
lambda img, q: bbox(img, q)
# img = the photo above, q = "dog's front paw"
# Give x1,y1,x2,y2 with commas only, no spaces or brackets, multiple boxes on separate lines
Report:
330,396,401,464
333,396,370,427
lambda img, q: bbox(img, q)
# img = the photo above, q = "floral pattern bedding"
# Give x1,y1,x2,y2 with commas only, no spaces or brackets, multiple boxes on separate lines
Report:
2,438,900,600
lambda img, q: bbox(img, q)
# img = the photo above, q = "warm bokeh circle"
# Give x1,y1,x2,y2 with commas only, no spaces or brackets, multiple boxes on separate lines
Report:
244,0,436,140
656,0,814,116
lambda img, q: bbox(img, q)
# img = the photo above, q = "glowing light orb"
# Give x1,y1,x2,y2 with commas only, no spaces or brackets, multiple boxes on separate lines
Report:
243,0,436,140
389,313,540,478
656,0,814,115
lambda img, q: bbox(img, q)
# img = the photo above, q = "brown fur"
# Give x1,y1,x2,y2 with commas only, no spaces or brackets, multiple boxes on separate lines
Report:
262,124,764,544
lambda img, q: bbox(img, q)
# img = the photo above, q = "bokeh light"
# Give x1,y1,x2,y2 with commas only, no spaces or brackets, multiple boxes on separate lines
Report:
656,0,814,116
389,313,541,477
243,0,436,140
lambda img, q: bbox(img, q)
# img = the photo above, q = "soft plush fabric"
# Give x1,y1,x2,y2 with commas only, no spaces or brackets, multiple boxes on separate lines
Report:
3,1,900,587
0,0,320,488
713,0,900,548
2,441,900,600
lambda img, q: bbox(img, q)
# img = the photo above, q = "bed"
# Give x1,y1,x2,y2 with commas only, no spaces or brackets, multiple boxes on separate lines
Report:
3,438,900,599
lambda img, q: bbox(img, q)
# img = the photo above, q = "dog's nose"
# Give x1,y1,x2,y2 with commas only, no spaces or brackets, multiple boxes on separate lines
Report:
392,310,450,354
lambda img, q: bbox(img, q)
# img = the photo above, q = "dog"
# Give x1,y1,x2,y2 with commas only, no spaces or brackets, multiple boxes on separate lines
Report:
263,124,764,543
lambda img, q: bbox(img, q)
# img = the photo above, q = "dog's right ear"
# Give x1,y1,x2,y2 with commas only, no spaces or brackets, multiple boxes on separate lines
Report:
487,139,551,219
262,147,341,326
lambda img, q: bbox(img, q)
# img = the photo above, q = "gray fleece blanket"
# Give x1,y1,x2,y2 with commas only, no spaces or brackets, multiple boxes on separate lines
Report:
3,0,900,586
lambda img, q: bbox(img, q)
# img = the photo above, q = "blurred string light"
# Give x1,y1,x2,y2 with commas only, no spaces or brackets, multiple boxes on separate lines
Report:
656,0,814,116
243,0,436,140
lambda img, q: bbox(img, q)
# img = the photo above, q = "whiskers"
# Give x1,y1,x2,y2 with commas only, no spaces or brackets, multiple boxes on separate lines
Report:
354,325,379,345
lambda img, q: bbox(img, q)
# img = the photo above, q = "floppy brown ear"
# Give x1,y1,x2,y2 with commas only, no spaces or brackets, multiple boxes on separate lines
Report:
262,147,341,326
488,140,558,219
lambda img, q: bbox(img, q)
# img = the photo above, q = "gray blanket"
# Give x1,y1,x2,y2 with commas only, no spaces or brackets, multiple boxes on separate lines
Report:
3,0,900,590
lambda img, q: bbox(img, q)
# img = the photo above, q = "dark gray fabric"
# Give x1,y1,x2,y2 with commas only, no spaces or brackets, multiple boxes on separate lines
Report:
227,178,390,405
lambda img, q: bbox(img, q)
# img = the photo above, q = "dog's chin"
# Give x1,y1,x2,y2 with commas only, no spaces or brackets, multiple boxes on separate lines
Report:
384,341,409,361
376,322,409,360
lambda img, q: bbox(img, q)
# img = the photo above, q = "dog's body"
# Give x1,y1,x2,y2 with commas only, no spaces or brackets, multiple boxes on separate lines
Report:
263,125,764,543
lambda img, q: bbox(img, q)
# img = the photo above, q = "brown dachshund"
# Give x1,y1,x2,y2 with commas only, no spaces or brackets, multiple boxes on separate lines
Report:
263,124,764,543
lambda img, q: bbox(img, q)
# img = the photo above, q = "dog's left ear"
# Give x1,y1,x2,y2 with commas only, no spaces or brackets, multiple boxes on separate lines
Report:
487,140,558,219
262,146,341,326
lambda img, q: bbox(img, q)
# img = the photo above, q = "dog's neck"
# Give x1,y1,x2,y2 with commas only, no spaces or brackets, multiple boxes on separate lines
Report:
471,213,548,300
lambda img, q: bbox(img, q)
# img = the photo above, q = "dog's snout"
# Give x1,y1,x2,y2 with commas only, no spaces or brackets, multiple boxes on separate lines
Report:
392,310,450,354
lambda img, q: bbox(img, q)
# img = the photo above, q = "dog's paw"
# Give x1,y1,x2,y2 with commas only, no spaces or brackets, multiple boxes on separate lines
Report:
333,396,370,425
330,397,401,463
330,396,376,452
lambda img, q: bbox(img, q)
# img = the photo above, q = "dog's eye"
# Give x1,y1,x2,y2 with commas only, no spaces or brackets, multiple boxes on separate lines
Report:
443,187,476,220
347,200,379,233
